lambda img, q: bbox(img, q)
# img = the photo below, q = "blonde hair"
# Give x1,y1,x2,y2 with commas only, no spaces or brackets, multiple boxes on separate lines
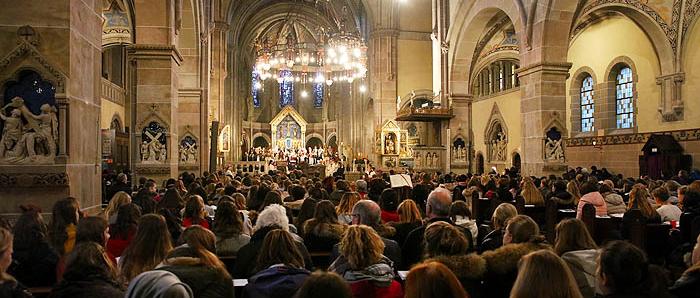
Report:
567,181,581,205
336,192,360,215
492,203,518,229
397,199,422,224
628,184,656,219
339,225,385,269
521,177,544,206
104,191,131,219
0,228,15,282
510,250,583,298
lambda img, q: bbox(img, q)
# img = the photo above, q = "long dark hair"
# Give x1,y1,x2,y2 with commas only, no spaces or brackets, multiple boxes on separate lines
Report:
379,189,399,212
111,203,141,239
295,198,318,228
170,225,230,279
598,240,669,297
184,195,207,222
63,242,119,285
213,201,243,238
49,197,80,255
313,200,338,224
119,214,173,282
255,229,305,272
13,205,48,250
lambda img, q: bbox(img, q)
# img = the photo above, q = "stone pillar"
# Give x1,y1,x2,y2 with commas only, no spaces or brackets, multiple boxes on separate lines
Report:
128,45,182,182
210,21,228,163
0,0,102,216
518,62,571,176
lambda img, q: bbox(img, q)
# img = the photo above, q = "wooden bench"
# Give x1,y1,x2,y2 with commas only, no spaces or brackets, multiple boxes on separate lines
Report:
28,287,52,298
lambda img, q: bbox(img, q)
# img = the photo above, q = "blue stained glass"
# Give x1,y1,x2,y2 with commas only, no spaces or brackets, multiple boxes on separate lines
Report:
279,70,294,107
580,76,595,132
615,67,634,129
313,83,323,108
252,70,261,108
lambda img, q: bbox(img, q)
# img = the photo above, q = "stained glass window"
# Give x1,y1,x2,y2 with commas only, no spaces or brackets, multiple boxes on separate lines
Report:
252,70,261,108
616,67,634,129
313,83,323,108
580,76,595,132
279,70,294,107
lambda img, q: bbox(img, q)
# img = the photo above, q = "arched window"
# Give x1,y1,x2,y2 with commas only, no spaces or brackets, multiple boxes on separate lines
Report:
473,60,519,97
313,82,323,108
252,70,261,108
279,70,294,107
580,76,594,132
615,67,634,129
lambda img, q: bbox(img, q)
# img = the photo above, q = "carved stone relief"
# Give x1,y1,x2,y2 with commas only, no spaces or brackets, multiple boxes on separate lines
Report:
0,97,58,164
179,135,198,164
140,121,167,163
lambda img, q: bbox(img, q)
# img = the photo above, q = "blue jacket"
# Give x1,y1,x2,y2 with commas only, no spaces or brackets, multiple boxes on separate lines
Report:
242,265,310,298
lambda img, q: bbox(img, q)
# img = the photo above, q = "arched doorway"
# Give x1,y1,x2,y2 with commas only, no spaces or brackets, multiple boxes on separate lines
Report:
512,152,521,173
476,153,485,174
306,137,323,148
328,135,337,150
252,136,269,148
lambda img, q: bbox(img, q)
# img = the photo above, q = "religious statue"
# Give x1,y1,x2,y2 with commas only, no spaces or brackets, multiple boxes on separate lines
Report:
426,152,433,168
0,97,59,164
179,144,187,162
545,137,565,161
432,152,439,168
141,125,165,163
491,131,507,162
158,142,167,162
414,152,422,168
384,133,397,155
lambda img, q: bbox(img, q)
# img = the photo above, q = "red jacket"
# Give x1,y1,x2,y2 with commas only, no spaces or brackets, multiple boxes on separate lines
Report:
106,225,136,257
381,210,400,223
349,280,403,298
183,217,210,229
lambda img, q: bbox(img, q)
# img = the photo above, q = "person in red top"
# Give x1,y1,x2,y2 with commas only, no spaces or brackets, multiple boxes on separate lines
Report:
106,203,141,257
183,195,211,229
380,189,400,223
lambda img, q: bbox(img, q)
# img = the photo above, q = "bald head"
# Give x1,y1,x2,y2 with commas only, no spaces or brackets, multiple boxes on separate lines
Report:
427,187,452,218
352,200,381,226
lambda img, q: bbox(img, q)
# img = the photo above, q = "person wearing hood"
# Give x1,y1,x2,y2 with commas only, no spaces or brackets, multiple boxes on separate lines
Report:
554,219,599,298
422,221,485,298
329,225,403,298
243,230,310,298
50,242,124,298
125,270,193,298
480,215,551,298
157,225,234,298
599,183,626,215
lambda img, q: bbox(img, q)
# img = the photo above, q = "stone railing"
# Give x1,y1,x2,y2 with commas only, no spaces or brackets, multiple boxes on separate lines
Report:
101,78,126,106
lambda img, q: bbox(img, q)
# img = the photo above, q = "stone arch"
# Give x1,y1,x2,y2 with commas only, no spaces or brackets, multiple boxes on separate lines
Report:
511,151,521,171
602,56,639,132
569,66,598,135
448,0,527,96
102,0,135,46
484,103,508,140
110,113,124,132
305,133,325,144
475,151,485,174
252,132,271,148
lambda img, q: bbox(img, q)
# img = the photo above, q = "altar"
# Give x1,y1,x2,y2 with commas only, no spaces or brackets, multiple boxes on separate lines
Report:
270,106,307,151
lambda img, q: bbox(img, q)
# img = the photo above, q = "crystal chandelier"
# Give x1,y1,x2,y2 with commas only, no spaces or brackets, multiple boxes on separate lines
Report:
253,3,367,87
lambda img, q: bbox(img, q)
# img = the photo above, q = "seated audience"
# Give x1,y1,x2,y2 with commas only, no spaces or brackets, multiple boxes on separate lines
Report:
652,187,681,222
49,197,81,257
106,203,141,257
212,201,250,256
576,181,607,219
423,221,485,298
600,184,626,215
379,189,400,223
548,179,574,206
404,261,467,298
597,240,671,298
133,181,158,214
669,233,700,296
336,192,360,225
330,180,350,205
10,205,59,287
103,191,131,224
520,177,545,206
76,216,115,264
388,199,423,246
555,218,598,298
50,242,124,298
449,201,478,247
158,188,184,218
403,188,472,268
294,198,318,232
234,204,313,279
0,227,32,297
294,271,352,298
568,181,582,206
183,195,211,229
119,214,173,283
157,226,235,298
479,202,517,252
329,225,403,298
125,270,193,298
481,215,550,298
626,185,662,223
302,200,346,251
244,230,311,298
510,250,582,298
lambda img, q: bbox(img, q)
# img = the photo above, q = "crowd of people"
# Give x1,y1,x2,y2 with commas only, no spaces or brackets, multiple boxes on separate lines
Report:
2,166,700,298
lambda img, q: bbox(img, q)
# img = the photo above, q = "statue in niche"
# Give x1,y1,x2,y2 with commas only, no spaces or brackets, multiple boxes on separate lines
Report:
415,152,422,168
432,152,439,168
384,133,397,155
491,131,507,162
544,127,564,161
0,97,58,164
426,152,433,168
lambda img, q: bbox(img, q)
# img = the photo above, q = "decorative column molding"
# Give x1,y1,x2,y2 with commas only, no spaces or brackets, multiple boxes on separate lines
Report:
656,72,684,122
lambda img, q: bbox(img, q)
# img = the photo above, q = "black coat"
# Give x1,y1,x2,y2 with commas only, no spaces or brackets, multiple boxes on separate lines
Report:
106,182,132,201
49,269,123,298
401,217,473,269
159,246,235,298
479,228,504,253
10,240,59,287
669,265,700,298
0,280,32,298
233,226,313,279
411,183,434,211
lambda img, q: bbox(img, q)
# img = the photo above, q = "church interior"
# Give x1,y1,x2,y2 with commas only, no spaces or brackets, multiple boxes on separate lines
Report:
1,0,700,297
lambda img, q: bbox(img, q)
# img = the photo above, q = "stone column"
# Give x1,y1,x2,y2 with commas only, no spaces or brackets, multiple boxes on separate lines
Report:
518,62,571,176
210,21,229,163
128,45,183,182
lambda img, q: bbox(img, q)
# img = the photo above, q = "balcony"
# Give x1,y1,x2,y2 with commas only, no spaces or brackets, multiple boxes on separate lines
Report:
395,89,453,121
101,78,126,106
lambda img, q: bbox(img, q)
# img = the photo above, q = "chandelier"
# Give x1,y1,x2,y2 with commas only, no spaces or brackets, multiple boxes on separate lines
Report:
252,3,367,87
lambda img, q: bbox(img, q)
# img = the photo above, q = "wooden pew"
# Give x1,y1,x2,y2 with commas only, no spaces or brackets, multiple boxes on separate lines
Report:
219,255,237,276
309,251,333,270
28,287,52,298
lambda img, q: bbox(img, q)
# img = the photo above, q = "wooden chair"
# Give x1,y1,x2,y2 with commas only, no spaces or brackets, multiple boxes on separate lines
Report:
309,251,333,270
622,209,645,248
28,287,52,298
544,200,576,243
219,256,237,276
581,204,596,241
